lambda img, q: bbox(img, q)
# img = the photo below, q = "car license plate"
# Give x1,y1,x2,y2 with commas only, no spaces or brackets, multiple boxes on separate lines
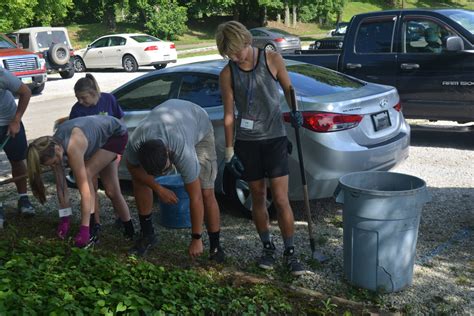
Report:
371,110,391,131
21,77,33,84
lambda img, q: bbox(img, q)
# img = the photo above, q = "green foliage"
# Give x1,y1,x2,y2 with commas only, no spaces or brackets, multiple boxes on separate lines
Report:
129,0,188,40
33,0,74,26
0,0,37,32
0,237,293,314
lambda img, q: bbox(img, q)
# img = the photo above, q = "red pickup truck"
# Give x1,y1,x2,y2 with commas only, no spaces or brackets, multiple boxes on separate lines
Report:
0,33,47,94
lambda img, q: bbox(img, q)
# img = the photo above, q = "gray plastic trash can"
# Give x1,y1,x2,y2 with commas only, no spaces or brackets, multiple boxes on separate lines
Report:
335,171,430,293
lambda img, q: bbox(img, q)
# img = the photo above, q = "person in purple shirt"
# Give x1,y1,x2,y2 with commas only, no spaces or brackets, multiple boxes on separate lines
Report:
70,74,124,120
68,73,133,244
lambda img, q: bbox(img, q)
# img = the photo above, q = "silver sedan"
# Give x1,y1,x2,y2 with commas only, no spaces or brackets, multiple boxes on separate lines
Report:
249,27,301,53
110,59,410,217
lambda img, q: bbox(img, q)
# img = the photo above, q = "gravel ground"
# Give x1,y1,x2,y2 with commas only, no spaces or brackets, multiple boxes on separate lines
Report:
0,122,472,314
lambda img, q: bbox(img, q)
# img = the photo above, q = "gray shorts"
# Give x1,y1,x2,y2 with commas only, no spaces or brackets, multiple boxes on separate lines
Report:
196,129,217,189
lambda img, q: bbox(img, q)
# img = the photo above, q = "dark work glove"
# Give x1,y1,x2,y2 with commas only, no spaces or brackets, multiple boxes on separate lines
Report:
290,111,303,128
225,155,245,179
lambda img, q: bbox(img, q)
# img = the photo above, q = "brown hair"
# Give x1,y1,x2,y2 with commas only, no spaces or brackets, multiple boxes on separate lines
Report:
27,136,60,204
215,21,252,57
74,73,101,95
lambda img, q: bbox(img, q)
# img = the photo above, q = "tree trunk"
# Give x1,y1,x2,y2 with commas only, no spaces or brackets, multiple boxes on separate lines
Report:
284,3,290,27
233,5,240,21
104,1,116,30
292,4,296,27
277,13,281,24
260,6,268,27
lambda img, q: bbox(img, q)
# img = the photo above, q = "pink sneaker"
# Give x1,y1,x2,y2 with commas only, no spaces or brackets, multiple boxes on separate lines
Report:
57,216,70,239
74,225,90,248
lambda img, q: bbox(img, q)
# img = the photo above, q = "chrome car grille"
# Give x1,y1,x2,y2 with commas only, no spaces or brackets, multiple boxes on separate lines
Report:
3,56,38,72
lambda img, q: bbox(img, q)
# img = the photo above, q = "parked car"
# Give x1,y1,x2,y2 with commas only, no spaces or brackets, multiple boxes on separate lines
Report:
0,33,47,94
74,33,177,72
310,22,348,51
9,27,75,79
326,22,349,37
87,59,407,217
249,27,301,53
285,9,474,123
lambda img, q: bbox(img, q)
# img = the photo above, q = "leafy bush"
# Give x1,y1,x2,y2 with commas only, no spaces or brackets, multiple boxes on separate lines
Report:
0,238,293,314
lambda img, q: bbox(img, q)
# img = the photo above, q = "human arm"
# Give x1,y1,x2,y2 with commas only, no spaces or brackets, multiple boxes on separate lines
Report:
126,159,178,204
66,129,94,226
267,51,302,126
51,162,73,239
184,178,204,259
8,83,31,137
219,66,245,177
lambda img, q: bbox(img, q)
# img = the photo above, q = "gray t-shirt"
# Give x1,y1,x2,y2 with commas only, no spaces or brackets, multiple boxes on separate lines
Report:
0,69,21,126
125,99,212,184
54,115,127,160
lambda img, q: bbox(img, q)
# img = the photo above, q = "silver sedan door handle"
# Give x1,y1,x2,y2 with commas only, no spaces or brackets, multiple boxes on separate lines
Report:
401,63,420,70
346,63,362,69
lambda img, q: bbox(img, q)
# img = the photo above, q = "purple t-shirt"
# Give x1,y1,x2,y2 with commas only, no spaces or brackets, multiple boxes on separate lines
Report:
69,93,124,120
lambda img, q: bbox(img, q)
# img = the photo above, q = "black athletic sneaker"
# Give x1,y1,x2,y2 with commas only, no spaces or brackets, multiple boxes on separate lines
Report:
257,242,276,270
283,247,306,276
128,234,157,257
18,196,35,216
88,223,102,246
209,246,225,263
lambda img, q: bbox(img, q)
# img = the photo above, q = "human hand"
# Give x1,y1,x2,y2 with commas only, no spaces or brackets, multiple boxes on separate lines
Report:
290,111,304,128
57,216,71,239
7,120,20,138
188,239,203,259
156,186,178,204
226,155,245,178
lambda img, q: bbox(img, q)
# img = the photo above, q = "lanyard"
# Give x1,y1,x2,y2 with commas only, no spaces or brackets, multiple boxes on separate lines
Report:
236,48,257,114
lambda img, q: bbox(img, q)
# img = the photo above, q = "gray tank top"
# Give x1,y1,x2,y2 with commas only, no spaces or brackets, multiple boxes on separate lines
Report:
54,115,127,160
229,49,286,141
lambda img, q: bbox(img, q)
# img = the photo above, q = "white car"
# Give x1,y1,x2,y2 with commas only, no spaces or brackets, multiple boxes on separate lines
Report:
74,33,177,72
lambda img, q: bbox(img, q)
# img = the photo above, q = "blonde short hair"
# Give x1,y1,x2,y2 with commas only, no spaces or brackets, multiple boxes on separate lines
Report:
215,21,252,57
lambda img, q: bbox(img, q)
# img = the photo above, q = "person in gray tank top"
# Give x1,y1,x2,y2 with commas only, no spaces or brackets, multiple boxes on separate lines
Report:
26,116,132,248
216,21,305,276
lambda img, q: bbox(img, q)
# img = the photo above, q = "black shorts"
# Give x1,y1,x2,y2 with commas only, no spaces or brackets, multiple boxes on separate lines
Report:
235,136,289,182
0,122,27,162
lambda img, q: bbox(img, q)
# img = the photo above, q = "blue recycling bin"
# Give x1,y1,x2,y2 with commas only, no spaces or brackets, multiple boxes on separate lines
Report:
156,175,191,228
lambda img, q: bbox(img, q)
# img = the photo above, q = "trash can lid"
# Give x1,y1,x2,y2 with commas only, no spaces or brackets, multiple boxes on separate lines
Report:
338,171,427,196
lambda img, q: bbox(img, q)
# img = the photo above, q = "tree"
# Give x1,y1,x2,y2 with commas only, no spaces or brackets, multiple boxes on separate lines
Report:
0,0,36,31
33,0,74,26
129,0,188,40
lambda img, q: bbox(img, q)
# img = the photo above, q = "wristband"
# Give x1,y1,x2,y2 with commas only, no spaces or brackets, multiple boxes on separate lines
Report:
225,147,234,163
58,207,72,218
191,233,202,240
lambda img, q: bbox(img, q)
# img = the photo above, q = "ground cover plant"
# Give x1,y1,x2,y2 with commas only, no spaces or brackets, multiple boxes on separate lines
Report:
0,233,296,314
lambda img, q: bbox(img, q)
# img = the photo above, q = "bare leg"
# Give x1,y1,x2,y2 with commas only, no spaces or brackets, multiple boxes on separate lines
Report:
202,188,220,232
248,179,270,234
269,175,294,238
98,161,131,222
10,160,27,194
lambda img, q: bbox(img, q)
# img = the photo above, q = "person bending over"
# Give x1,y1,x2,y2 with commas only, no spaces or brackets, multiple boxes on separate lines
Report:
125,99,224,262
27,116,133,247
